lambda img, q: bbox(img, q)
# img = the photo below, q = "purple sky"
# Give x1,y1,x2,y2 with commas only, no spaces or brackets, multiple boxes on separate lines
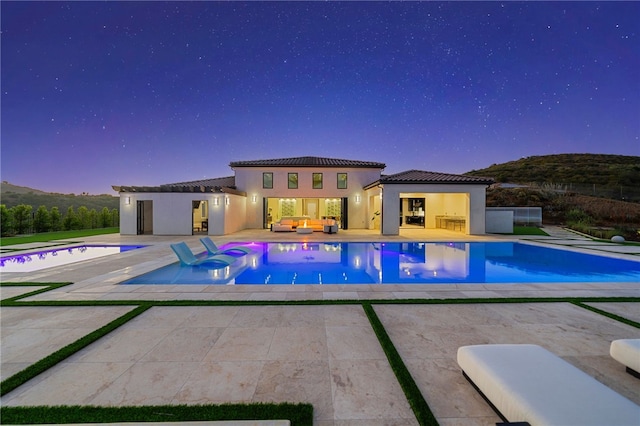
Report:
2,1,639,195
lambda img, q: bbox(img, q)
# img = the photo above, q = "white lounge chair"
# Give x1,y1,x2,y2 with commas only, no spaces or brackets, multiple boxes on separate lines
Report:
610,339,640,378
457,344,640,425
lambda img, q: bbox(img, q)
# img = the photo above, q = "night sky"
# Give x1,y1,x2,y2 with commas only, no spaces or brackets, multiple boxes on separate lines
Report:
2,1,639,195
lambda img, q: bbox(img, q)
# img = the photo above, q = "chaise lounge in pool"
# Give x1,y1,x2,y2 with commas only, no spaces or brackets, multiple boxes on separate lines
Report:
200,237,251,256
170,242,237,268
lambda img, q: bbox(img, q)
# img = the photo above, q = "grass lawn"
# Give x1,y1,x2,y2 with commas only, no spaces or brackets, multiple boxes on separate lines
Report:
513,226,549,236
0,228,119,247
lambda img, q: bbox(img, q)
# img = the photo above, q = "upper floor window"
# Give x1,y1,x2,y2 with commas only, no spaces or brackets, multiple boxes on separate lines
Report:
263,172,273,189
312,173,323,189
288,173,298,189
337,173,348,189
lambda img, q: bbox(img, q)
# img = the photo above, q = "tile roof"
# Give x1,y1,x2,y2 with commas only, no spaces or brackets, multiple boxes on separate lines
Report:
230,156,386,169
112,176,241,194
164,176,236,188
378,170,494,185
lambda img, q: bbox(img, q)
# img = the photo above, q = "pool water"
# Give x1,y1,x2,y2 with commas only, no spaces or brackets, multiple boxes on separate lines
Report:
123,242,640,285
1,245,146,272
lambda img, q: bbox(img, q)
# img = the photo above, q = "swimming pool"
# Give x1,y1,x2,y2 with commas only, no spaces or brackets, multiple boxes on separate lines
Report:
1,245,146,273
123,242,640,285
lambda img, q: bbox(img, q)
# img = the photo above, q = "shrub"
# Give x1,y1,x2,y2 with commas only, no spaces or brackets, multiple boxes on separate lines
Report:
565,208,593,225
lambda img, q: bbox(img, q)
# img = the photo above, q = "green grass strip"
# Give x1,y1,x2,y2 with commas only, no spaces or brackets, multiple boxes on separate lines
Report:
572,302,640,329
0,228,119,247
363,302,438,426
513,226,549,236
0,283,73,305
3,291,639,308
0,304,151,396
0,403,313,425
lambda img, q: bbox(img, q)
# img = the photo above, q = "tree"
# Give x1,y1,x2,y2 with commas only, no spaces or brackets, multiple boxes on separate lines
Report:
1,204,13,236
99,207,111,228
50,206,62,231
89,208,98,229
33,205,51,233
63,206,80,230
110,208,119,227
11,204,33,234
77,206,91,229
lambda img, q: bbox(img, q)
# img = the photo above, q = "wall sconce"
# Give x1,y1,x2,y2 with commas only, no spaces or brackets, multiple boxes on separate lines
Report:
251,195,257,203
225,196,230,205
125,196,131,205
355,195,361,203
213,197,220,206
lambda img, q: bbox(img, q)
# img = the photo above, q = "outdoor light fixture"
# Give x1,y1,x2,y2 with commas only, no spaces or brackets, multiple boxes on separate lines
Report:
125,196,131,205
355,195,361,203
225,196,230,205
251,195,257,203
213,197,220,206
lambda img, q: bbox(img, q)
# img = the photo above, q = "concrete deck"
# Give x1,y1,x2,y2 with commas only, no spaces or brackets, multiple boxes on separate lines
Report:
1,227,639,425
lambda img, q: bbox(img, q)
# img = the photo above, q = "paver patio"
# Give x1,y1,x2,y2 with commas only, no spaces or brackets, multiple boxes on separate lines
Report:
1,227,639,425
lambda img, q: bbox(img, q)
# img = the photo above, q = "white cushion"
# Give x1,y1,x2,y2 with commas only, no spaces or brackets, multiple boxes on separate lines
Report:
457,344,640,426
611,339,640,373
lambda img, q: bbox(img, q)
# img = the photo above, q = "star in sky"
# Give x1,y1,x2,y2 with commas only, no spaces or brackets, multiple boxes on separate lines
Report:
1,1,638,194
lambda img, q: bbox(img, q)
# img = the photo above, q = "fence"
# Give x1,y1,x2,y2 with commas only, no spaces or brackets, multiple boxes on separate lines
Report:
537,183,640,202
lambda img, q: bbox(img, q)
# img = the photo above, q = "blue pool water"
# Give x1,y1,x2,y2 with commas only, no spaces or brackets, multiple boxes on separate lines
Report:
122,242,640,285
1,245,146,272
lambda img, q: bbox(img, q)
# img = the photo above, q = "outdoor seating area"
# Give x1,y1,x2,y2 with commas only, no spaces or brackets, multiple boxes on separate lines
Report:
271,217,338,233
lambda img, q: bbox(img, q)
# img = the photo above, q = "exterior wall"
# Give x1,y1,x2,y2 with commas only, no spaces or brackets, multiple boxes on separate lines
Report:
366,187,383,230
119,192,237,236
381,187,401,235
234,166,381,229
119,195,137,235
380,183,489,235
467,186,488,234
223,193,246,234
486,210,514,233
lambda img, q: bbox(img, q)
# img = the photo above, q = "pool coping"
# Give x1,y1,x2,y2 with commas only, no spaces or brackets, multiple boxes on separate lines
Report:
2,227,638,302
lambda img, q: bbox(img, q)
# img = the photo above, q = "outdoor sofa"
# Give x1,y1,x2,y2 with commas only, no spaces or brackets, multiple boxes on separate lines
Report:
272,217,338,233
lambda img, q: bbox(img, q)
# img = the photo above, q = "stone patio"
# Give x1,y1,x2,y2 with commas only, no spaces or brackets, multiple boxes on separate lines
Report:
1,227,639,425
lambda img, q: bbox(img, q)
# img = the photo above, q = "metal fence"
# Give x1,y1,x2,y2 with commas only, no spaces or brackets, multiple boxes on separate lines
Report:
538,183,640,202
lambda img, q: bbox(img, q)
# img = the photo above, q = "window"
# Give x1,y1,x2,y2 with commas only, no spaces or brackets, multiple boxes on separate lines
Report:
263,172,273,189
312,173,323,189
288,173,298,189
337,173,347,189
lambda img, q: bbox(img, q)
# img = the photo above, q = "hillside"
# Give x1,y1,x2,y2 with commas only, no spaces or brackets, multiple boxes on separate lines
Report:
1,182,119,212
465,154,640,201
472,155,640,240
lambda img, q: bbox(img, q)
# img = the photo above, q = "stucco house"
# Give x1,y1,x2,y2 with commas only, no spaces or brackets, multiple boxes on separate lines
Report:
112,156,493,236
